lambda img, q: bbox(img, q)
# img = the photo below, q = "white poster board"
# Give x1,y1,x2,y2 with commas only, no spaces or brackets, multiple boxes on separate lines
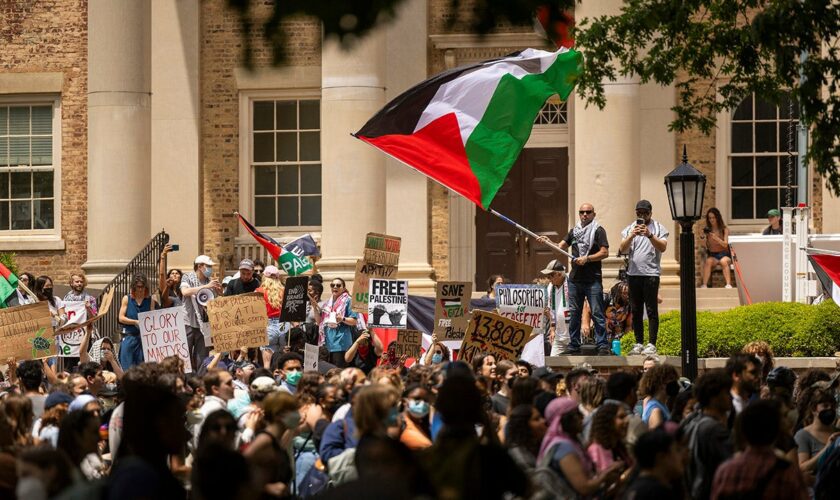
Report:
138,308,193,373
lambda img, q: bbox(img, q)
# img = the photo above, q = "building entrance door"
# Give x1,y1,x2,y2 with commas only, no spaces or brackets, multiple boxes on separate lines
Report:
475,147,568,291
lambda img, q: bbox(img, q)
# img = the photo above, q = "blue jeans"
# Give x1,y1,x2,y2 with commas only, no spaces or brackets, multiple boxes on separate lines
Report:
567,280,607,349
119,334,144,370
264,318,288,352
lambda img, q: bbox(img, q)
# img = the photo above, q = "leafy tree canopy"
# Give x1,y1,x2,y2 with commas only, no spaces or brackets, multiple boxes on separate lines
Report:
228,0,840,194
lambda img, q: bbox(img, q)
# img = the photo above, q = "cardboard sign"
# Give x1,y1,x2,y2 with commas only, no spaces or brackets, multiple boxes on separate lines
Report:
351,259,398,313
394,329,421,359
206,293,269,352
280,276,309,322
138,309,193,373
495,284,549,337
304,343,319,372
0,302,56,360
56,301,87,357
459,309,533,364
368,279,408,329
433,281,472,341
363,232,401,267
56,288,116,334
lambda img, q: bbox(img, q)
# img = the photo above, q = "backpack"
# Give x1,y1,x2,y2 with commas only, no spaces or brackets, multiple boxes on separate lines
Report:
815,441,840,500
529,444,581,500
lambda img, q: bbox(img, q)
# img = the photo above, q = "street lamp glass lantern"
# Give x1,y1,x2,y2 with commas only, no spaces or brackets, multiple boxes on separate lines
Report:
665,147,706,222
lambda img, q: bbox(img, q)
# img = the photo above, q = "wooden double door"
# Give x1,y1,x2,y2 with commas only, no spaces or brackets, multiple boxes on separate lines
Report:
475,148,569,290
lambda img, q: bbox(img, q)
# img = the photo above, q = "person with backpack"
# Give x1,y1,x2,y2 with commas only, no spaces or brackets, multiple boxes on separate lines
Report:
710,399,807,500
681,369,734,500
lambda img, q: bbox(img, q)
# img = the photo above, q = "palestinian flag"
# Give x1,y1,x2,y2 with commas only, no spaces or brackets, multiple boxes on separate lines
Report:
354,48,581,209
808,251,840,303
0,262,18,308
440,299,464,318
236,213,313,276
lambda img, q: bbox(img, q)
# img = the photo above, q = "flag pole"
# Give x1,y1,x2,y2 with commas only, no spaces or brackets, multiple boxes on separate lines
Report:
488,209,575,260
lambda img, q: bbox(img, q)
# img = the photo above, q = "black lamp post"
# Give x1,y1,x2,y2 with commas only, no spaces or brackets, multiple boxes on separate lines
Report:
664,146,706,380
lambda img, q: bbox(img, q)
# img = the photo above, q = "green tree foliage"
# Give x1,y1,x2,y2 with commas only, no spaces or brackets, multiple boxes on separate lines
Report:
620,300,840,357
231,0,840,194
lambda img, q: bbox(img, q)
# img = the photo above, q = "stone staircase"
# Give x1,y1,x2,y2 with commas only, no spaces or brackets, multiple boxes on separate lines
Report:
659,286,741,313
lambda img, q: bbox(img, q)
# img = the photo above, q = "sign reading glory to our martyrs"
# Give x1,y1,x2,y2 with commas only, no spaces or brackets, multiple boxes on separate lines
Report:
280,276,309,322
138,308,193,373
459,309,533,364
206,293,269,352
434,281,472,341
368,278,408,329
0,302,55,360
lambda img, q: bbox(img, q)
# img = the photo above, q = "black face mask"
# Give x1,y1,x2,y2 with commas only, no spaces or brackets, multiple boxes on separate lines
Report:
818,408,837,426
42,288,53,299
665,380,680,398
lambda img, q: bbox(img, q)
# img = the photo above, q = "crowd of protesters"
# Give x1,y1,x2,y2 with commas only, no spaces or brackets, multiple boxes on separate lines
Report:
0,249,839,499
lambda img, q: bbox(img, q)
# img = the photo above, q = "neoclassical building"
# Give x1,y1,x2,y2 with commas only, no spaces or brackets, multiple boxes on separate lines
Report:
2,0,838,293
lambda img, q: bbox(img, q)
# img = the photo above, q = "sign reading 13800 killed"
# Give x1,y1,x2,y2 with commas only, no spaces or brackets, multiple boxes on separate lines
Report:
368,278,408,329
434,281,472,341
460,309,533,364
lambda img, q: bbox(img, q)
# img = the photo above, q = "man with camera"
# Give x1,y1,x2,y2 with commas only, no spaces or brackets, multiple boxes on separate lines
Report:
181,255,223,370
619,200,669,356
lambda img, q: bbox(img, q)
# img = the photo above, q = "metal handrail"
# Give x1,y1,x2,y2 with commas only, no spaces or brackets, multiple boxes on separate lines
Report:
95,231,169,339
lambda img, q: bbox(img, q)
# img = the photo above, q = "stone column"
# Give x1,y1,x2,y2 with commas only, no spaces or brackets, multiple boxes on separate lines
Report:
573,0,641,283
384,0,436,293
317,32,387,282
84,0,152,285
150,0,201,271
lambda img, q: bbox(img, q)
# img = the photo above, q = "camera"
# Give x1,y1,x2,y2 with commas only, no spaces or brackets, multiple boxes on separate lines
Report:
171,244,180,251
703,227,711,234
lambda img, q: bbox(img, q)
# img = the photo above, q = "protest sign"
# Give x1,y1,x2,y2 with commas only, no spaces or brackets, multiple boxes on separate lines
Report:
459,309,533,364
433,281,472,341
206,293,269,352
56,301,87,357
304,343,319,372
394,329,421,359
0,302,56,360
56,288,116,334
494,284,549,337
280,276,309,322
351,259,398,313
363,233,401,267
138,308,193,373
368,278,408,329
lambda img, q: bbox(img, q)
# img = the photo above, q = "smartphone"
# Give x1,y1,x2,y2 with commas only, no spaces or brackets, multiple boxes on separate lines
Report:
636,218,644,226
171,244,180,251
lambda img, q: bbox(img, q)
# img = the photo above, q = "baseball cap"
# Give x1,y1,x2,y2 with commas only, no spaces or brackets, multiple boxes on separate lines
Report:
540,259,566,275
767,208,781,217
250,376,281,394
635,200,653,211
45,391,74,410
239,259,254,270
194,255,216,266
263,265,282,278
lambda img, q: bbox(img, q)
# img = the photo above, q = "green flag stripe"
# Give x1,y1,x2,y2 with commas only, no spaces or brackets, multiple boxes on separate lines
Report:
464,50,581,209
0,276,15,305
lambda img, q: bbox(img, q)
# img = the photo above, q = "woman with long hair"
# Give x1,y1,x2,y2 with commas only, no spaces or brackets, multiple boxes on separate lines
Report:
257,266,289,353
158,243,183,308
244,391,300,497
587,403,632,473
2,395,35,449
639,364,680,429
505,404,547,473
117,273,155,370
34,275,65,328
57,410,100,479
700,207,733,288
319,277,358,368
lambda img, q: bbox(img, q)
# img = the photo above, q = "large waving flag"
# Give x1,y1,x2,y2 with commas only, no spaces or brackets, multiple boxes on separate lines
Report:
354,48,581,209
236,213,313,276
0,262,18,308
808,251,840,303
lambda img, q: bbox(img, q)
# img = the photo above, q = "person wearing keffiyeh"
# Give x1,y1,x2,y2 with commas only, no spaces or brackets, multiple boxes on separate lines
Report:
543,203,610,356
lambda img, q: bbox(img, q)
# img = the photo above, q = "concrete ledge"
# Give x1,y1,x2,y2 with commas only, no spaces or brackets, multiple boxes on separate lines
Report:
545,356,839,376
0,72,63,94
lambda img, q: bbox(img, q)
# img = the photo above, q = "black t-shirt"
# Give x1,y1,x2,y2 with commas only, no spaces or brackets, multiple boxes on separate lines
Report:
223,277,260,296
563,226,609,282
622,475,675,500
762,225,782,235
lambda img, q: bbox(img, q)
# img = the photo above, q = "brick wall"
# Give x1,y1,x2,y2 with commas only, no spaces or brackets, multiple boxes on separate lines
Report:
0,0,88,282
200,0,320,266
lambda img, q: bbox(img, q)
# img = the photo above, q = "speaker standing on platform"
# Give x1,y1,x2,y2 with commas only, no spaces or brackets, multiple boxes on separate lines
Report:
619,200,669,356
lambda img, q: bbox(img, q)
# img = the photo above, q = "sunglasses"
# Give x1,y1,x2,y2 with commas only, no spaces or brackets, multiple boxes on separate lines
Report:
636,210,651,216
330,283,343,289
579,210,594,215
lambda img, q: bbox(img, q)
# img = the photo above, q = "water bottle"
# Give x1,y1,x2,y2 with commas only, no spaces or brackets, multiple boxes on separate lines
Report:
611,339,621,356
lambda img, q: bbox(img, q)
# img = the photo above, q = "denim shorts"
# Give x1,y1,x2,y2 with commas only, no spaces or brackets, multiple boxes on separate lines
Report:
710,251,731,260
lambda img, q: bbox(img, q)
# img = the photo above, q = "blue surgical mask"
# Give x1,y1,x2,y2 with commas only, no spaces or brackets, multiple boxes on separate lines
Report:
407,400,430,418
203,267,213,279
431,353,443,364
